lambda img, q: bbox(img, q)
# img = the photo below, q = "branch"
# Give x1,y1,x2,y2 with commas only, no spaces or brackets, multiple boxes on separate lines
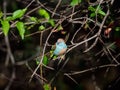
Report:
64,64,120,76
3,0,16,90
51,0,62,17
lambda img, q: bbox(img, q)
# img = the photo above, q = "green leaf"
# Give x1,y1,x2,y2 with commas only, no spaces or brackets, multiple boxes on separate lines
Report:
53,55,57,60
57,25,63,31
114,27,120,37
43,84,51,90
36,58,40,65
38,9,46,15
96,6,106,16
36,55,48,65
44,13,50,20
90,13,96,17
39,25,45,31
12,8,27,20
70,0,82,6
1,20,10,36
88,6,95,12
0,11,3,18
6,16,13,21
38,9,50,19
48,19,55,27
50,50,54,58
115,27,120,31
98,10,106,16
43,55,48,65
16,21,25,39
30,17,37,22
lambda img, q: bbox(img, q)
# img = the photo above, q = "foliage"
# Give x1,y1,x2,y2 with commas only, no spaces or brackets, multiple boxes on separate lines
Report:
12,8,27,20
88,6,106,18
48,19,55,27
114,27,120,37
1,19,10,36
70,0,82,6
115,27,120,32
39,25,45,31
38,8,55,27
43,84,51,90
16,21,25,39
0,11,3,18
0,8,27,38
42,55,48,65
57,25,63,31
36,55,48,65
0,8,55,39
38,9,50,20
29,17,37,22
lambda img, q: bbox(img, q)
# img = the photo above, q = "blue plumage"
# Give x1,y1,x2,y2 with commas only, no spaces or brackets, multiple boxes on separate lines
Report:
53,39,67,56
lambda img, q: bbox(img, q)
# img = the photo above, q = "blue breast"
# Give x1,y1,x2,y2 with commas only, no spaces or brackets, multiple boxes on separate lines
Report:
53,42,67,55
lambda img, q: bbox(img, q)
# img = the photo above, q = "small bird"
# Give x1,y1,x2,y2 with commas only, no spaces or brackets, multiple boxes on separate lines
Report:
53,38,67,56
48,38,67,68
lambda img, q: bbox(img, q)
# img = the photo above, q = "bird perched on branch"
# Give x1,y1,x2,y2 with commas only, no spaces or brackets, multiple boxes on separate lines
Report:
49,38,67,68
50,38,67,61
53,38,67,56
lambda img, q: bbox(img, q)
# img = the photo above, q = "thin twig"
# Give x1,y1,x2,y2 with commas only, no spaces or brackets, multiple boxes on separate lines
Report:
26,0,35,8
65,74,79,85
49,57,70,84
25,62,47,83
64,64,120,76
52,0,62,17
67,34,98,53
3,0,16,90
